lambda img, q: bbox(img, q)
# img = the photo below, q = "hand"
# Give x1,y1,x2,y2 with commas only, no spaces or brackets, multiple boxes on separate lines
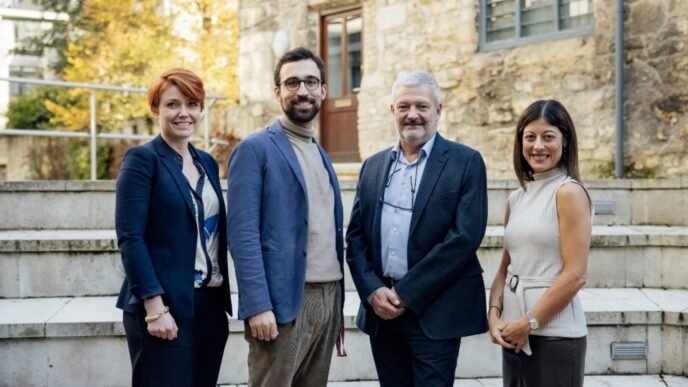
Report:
248,310,279,341
499,315,531,353
370,287,405,320
488,313,515,350
143,296,178,340
147,312,178,340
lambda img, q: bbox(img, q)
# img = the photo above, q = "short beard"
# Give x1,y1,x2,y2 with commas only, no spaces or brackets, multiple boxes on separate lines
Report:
283,97,320,125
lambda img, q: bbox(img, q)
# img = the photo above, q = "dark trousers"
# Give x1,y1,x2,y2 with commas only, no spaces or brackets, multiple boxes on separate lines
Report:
123,287,230,387
502,335,586,387
370,312,461,387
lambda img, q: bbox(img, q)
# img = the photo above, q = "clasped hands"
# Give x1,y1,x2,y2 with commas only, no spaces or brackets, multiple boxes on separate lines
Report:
371,286,406,320
489,314,530,353
488,314,531,353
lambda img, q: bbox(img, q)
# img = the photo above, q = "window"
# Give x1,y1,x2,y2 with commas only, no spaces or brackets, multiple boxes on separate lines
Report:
479,0,594,50
13,19,45,55
9,66,40,96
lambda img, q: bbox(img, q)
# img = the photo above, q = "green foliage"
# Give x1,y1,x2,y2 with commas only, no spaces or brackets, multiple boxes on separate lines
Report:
65,140,113,179
5,86,78,130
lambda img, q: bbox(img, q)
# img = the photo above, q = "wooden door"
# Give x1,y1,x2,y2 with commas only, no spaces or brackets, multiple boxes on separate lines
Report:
320,9,362,162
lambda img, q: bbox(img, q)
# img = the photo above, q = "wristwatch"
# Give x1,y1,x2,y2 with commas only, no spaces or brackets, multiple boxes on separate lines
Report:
526,311,540,331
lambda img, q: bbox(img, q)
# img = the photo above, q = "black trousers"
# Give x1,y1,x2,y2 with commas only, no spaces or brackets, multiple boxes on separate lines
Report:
370,312,461,387
502,335,586,387
123,287,229,387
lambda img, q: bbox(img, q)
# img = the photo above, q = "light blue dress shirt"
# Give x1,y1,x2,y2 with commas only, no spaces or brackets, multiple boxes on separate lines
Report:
380,134,436,280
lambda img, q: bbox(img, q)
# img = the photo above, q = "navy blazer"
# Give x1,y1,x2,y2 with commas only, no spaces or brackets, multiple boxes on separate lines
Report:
115,135,232,318
346,134,488,340
227,120,344,324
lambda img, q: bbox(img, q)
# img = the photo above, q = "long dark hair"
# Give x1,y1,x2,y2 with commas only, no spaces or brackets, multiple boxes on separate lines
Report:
513,99,580,188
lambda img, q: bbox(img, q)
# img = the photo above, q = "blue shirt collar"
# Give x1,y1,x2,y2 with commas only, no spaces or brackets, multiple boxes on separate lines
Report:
390,133,437,163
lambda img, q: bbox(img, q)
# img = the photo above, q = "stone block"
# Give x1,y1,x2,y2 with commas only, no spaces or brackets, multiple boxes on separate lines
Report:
16,252,123,298
662,247,688,289
456,333,502,378
661,326,685,374
587,248,627,288
646,325,663,373
636,247,662,288
0,255,18,298
0,190,115,230
631,190,687,226
47,337,130,387
0,339,49,386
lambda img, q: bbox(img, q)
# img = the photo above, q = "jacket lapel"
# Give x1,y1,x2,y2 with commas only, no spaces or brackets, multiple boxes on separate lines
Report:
409,134,449,235
268,121,308,196
153,136,196,217
373,150,395,263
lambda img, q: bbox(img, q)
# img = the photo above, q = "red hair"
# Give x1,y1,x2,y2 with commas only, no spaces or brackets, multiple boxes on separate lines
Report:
148,68,205,114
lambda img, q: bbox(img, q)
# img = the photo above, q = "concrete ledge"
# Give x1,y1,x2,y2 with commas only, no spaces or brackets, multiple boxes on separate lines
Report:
1,289,687,385
220,375,688,387
1,289,686,340
2,179,687,229
2,226,688,298
2,226,686,252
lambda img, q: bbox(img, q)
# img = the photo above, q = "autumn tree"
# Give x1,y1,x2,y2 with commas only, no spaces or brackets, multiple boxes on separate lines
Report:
39,0,239,136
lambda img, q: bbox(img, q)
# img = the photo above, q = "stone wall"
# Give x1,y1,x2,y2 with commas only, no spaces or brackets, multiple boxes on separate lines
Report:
236,0,688,179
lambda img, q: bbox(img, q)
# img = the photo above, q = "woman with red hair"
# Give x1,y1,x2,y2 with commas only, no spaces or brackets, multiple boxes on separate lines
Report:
115,68,232,386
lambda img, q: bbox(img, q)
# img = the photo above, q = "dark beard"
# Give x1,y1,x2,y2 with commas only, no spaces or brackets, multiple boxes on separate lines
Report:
283,97,320,124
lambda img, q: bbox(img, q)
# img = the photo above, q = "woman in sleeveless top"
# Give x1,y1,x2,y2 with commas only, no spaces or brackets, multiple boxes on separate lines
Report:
487,100,593,387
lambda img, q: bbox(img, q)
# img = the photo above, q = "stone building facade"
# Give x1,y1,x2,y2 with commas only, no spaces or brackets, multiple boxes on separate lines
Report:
234,0,688,178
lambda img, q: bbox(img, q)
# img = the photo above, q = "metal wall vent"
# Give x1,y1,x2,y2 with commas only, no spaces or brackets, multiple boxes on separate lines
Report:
594,200,616,215
611,342,647,360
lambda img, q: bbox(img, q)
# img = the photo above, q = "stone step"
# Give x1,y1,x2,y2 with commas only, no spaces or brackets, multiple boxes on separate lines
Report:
2,179,687,230
1,226,687,298
1,289,687,386
221,375,688,387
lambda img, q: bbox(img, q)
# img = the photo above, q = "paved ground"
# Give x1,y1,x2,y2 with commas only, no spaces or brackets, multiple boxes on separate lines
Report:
221,375,688,386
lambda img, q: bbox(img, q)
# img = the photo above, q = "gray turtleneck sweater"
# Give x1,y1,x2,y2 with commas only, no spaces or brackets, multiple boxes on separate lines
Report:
279,117,342,283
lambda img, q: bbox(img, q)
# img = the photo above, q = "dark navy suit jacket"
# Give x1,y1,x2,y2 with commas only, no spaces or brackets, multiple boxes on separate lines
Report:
346,134,488,339
227,120,344,324
115,135,232,318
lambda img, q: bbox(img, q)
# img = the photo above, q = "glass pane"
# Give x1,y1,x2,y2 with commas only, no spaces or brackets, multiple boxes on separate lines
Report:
327,18,343,98
522,0,553,36
486,0,516,42
560,0,593,30
14,20,43,53
9,66,39,97
346,15,362,94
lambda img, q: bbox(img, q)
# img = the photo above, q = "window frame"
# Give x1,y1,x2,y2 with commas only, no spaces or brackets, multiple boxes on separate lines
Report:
479,0,594,51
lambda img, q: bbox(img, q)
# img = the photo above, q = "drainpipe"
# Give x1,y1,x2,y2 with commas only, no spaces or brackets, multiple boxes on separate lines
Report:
615,0,625,177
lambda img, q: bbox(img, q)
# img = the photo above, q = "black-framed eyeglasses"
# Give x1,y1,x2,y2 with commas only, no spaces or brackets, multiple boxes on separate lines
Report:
279,77,322,91
380,156,419,212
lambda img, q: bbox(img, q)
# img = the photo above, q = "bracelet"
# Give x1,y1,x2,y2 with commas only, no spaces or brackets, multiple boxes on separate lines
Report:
144,306,170,323
489,305,502,315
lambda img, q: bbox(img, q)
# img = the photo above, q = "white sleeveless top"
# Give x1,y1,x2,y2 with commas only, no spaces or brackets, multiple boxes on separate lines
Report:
502,167,589,340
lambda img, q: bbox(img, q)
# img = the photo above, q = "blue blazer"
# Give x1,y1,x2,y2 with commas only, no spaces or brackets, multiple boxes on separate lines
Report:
346,134,488,339
227,120,344,324
115,135,232,318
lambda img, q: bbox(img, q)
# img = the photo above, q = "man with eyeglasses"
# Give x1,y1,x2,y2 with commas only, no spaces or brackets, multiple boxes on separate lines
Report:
227,47,345,387
346,71,488,387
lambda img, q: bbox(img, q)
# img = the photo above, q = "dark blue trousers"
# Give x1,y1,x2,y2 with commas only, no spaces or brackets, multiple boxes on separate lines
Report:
370,312,461,387
123,287,229,387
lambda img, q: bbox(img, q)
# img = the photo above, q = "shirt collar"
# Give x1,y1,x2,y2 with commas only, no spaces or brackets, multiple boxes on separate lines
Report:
390,133,437,163
174,143,201,170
